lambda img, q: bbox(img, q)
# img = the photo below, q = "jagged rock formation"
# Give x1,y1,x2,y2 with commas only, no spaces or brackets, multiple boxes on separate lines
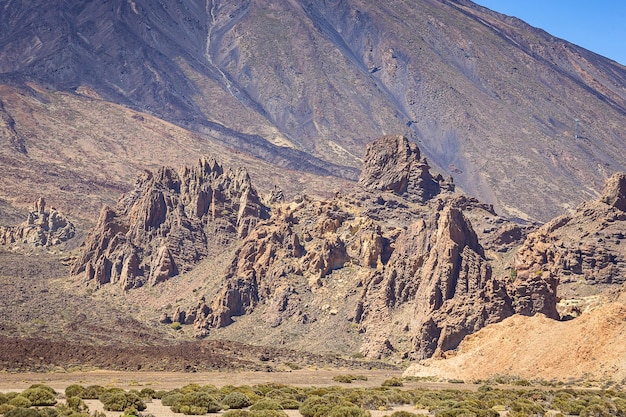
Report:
357,135,453,202
355,205,513,359
71,157,269,289
187,136,547,357
514,172,626,301
0,198,74,246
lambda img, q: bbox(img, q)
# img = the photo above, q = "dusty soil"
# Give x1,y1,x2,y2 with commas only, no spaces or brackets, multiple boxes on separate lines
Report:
0,335,397,374
0,369,409,391
405,302,626,383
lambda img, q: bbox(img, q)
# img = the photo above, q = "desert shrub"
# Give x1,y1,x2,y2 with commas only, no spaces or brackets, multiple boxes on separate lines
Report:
299,396,334,417
250,400,283,411
299,396,356,417
509,398,545,416
381,378,403,387
168,391,222,415
388,412,419,417
0,393,8,405
222,411,252,417
328,406,370,417
64,386,85,399
4,408,41,417
222,392,251,409
27,385,56,395
248,412,288,417
22,388,57,406
0,404,16,415
253,384,288,396
81,386,105,399
161,391,183,406
579,403,615,417
66,397,88,413
37,408,58,417
99,390,146,412
278,399,301,409
139,388,156,399
153,390,170,399
332,375,367,384
8,396,32,409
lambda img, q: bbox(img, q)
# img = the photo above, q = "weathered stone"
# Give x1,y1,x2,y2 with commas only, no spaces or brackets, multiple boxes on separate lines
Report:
600,172,626,212
0,198,75,247
71,156,269,289
196,135,521,359
358,135,450,202
514,172,626,294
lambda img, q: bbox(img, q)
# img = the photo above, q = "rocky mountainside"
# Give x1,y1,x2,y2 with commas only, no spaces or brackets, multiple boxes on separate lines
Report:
73,135,558,359
1,0,626,222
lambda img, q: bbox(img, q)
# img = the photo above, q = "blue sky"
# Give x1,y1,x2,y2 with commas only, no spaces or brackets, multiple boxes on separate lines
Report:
473,1,626,65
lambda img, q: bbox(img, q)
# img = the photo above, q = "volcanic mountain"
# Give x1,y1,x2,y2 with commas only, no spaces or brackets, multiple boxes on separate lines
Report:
0,0,625,222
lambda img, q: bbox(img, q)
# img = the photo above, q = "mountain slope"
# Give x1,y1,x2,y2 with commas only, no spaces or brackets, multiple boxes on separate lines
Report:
2,0,626,221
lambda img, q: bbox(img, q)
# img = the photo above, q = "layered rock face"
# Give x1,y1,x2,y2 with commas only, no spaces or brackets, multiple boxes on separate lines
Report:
0,198,75,247
71,157,268,289
514,172,626,301
195,136,536,358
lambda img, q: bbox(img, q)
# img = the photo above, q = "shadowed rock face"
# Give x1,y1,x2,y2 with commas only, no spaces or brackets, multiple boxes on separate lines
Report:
71,157,269,290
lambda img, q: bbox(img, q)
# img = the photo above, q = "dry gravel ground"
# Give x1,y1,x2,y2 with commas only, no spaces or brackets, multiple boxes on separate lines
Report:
0,369,406,391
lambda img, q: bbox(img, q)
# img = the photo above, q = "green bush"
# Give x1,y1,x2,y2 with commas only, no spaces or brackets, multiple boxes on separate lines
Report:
580,403,616,417
328,406,370,417
36,408,58,417
139,388,156,399
278,399,301,409
222,392,252,409
510,398,545,415
381,378,403,387
299,396,355,417
66,397,88,413
27,385,56,395
388,412,419,417
168,392,222,415
99,390,146,412
4,408,41,417
22,388,57,406
0,404,16,415
332,375,368,384
82,386,105,399
222,411,253,417
248,412,288,417
64,386,85,400
161,391,182,406
0,393,8,405
8,396,32,409
250,400,283,411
